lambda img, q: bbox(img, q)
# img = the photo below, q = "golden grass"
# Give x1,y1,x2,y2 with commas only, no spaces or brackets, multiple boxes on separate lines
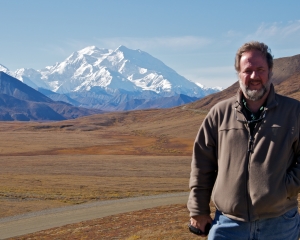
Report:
0,108,204,238
0,154,191,218
0,108,205,218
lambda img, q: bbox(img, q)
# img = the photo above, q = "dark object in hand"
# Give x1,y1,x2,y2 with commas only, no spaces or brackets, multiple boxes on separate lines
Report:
188,222,211,235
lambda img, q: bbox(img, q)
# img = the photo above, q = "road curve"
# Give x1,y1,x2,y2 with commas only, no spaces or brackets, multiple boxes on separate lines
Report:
0,192,188,239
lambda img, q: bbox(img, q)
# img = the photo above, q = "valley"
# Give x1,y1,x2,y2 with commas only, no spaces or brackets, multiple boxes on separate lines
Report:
0,107,208,219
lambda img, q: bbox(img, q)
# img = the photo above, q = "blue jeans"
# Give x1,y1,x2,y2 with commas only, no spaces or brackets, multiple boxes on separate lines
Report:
208,208,300,240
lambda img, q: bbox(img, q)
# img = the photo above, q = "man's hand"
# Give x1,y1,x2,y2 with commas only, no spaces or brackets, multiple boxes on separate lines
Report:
190,214,212,236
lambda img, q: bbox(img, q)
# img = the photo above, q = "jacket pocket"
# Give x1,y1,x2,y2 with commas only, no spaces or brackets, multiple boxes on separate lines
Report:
282,207,299,220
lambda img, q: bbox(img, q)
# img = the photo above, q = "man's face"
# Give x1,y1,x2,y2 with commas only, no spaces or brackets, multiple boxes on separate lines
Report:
238,50,271,101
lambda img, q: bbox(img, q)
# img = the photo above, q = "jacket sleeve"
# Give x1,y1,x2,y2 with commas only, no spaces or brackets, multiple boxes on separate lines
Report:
187,109,218,217
286,110,300,197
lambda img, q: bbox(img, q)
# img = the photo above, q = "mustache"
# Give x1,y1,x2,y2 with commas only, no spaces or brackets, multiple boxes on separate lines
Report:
246,80,262,87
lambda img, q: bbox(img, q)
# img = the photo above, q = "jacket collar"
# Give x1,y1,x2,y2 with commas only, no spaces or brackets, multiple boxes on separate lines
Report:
234,83,278,111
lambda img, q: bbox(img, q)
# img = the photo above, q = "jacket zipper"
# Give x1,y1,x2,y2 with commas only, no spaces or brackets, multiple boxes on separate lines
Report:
248,135,254,153
246,134,254,221
245,113,264,221
237,107,253,222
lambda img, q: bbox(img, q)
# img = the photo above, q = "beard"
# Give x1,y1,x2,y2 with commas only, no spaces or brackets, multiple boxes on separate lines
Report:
239,79,271,102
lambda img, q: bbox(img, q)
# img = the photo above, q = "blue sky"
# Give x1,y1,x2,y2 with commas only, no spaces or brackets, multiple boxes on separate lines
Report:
1,1,300,88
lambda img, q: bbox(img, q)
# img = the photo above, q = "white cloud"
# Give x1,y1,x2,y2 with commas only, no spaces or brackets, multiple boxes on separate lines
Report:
95,36,212,52
37,36,213,67
240,20,300,58
246,20,300,41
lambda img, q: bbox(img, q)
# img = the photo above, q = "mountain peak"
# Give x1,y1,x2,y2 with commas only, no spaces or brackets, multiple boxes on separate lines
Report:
78,46,112,56
116,45,129,51
0,64,9,72
116,45,140,54
78,46,99,54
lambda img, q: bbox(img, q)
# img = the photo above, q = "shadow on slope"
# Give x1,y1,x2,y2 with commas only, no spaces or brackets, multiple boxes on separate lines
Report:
0,71,103,121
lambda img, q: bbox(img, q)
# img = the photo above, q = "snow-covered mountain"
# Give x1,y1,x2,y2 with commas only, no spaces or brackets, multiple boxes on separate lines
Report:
0,64,44,90
1,46,221,111
11,46,218,96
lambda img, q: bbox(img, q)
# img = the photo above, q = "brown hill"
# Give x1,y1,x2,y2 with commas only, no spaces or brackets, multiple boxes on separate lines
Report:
271,54,300,85
275,73,300,99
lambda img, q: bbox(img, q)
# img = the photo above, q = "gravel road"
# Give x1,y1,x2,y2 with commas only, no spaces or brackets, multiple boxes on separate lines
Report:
0,192,188,239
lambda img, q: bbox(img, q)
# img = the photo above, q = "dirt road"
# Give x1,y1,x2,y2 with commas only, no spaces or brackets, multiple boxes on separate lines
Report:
0,192,188,239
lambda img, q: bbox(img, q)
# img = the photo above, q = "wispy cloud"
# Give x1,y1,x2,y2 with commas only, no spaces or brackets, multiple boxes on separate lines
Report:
37,36,212,63
95,36,212,52
246,20,300,41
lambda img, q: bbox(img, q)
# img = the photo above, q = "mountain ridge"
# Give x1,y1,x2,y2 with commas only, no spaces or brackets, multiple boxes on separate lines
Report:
0,72,103,121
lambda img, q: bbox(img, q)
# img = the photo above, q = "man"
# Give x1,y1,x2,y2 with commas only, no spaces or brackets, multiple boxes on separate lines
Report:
188,41,300,239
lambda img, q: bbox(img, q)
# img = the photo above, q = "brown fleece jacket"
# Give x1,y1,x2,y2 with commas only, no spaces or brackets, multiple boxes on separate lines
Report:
188,84,300,222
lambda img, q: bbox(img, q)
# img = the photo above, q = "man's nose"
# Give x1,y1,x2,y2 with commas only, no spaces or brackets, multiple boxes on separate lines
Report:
250,71,259,79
